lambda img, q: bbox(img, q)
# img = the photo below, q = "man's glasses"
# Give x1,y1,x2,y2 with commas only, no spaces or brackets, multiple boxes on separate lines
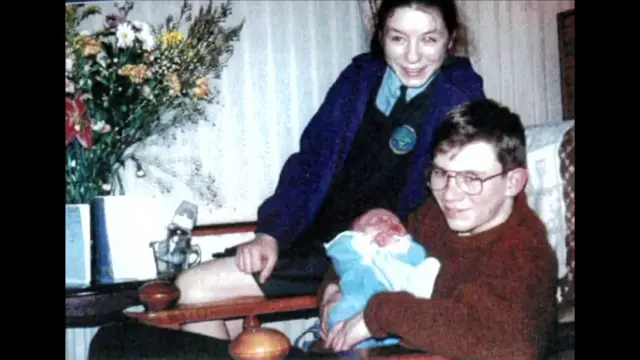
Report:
425,166,508,195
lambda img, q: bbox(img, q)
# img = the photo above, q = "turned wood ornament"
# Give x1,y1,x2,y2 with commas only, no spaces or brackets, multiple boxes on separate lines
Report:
138,280,180,312
229,315,291,360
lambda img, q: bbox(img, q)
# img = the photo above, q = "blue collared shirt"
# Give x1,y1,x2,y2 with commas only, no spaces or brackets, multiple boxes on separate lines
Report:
375,67,439,116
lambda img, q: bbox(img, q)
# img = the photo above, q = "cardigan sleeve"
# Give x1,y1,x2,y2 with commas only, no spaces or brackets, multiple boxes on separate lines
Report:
254,63,359,250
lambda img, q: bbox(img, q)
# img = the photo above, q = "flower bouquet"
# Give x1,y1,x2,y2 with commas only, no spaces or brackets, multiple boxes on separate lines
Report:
65,0,243,204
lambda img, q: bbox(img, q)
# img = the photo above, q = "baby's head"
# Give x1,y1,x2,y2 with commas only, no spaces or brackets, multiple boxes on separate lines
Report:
351,208,407,247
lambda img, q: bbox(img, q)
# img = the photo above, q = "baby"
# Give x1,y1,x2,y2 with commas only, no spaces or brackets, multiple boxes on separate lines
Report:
324,208,441,349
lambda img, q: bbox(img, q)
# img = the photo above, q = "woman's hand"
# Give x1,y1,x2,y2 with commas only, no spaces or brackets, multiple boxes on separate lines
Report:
235,233,278,283
324,312,371,352
319,283,342,340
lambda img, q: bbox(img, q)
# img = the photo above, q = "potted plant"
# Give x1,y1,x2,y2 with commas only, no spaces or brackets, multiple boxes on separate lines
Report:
65,0,243,204
65,0,243,284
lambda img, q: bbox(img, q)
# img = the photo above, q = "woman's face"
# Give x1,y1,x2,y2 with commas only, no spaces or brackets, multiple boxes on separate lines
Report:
381,6,452,87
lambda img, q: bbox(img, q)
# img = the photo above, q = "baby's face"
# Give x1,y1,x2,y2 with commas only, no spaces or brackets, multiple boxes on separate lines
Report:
353,209,407,247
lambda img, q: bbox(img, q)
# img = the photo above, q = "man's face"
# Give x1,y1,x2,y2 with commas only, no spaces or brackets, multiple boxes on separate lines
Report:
430,141,524,236
381,6,451,88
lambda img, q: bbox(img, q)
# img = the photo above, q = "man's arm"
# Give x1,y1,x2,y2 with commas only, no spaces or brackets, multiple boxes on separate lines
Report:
363,246,558,360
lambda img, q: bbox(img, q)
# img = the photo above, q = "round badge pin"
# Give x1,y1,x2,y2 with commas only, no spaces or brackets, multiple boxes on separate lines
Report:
389,124,417,155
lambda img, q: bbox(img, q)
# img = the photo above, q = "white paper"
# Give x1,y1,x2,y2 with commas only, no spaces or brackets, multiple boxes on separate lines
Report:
66,204,91,286
96,196,183,281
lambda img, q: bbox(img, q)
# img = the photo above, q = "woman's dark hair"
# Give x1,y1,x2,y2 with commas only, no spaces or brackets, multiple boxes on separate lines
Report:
369,0,470,59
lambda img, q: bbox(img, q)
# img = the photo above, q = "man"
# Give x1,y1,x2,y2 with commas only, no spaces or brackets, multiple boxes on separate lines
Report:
320,98,559,360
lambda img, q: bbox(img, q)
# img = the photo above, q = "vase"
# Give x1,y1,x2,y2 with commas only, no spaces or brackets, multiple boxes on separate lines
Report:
91,195,181,284
65,203,92,287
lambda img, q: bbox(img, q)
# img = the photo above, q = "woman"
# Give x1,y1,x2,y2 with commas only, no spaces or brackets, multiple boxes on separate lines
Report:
89,0,485,358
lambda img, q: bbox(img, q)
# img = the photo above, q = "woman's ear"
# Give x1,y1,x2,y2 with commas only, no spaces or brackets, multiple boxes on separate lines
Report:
447,30,457,51
505,167,528,197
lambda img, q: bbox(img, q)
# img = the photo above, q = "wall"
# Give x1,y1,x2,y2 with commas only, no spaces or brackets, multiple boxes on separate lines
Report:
458,0,575,126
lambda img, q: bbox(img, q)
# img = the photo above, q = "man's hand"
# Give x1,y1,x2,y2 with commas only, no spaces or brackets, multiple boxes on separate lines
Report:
319,283,342,340
235,233,278,283
324,312,371,352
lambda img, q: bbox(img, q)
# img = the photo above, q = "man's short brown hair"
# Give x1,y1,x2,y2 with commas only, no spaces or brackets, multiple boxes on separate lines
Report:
431,98,527,170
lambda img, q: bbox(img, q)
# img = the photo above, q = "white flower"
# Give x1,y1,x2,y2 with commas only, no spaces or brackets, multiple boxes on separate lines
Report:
116,22,135,48
96,52,109,67
92,120,112,134
138,31,156,51
132,20,156,51
142,85,154,99
66,78,75,93
66,56,74,73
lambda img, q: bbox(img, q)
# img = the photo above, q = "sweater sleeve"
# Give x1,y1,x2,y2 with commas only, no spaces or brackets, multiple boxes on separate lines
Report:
363,244,557,360
254,63,358,250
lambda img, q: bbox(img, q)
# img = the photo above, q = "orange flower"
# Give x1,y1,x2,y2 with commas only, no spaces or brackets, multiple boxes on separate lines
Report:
119,64,136,76
192,77,209,98
195,77,208,88
165,73,181,96
119,64,150,84
128,64,150,83
76,35,101,56
192,86,208,98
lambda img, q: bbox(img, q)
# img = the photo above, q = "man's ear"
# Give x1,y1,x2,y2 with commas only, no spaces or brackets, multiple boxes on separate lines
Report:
505,167,528,196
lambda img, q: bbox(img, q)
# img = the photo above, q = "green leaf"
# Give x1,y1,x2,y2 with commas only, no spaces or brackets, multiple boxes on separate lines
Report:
80,6,101,21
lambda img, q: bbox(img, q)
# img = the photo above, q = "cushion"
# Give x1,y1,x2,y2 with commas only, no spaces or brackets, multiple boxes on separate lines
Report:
557,126,575,321
524,121,575,282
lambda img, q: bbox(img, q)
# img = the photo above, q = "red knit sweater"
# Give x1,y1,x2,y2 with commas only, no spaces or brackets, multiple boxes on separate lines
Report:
321,194,558,360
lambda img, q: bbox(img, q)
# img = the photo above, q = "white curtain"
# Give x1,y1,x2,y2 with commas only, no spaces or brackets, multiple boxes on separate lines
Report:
75,0,574,225
76,1,369,224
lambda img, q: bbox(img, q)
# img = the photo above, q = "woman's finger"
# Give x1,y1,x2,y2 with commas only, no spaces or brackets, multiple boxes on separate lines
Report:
235,246,246,272
242,246,253,273
249,246,262,273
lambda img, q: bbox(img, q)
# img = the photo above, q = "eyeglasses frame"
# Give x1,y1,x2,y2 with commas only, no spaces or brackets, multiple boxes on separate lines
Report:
425,166,514,195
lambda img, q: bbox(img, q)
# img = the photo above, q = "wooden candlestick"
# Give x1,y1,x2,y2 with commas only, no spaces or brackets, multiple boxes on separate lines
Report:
137,280,180,312
229,315,291,360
